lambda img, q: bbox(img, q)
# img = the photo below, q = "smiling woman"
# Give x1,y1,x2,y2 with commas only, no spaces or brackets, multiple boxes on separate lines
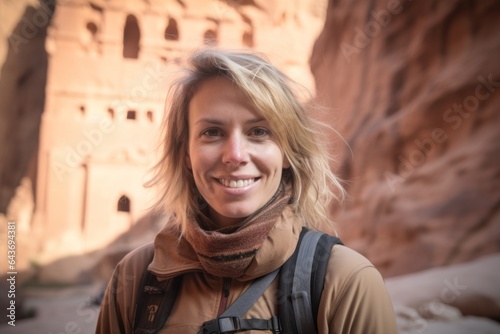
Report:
96,48,398,334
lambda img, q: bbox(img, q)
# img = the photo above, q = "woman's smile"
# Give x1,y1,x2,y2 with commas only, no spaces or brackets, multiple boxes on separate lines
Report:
217,177,256,188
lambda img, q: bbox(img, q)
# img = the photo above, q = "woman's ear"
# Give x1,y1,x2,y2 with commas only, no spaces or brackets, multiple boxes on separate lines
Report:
185,153,192,169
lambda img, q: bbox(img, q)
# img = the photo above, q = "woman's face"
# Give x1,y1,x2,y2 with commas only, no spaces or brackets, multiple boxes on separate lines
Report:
187,77,289,228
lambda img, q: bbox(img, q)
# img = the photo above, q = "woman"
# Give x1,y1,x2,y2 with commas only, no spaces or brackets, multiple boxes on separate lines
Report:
96,49,397,333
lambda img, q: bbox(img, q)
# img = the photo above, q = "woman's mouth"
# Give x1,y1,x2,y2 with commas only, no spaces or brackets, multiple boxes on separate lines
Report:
218,178,257,188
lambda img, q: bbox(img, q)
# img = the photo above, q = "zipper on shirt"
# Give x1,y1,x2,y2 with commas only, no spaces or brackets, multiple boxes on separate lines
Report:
216,278,231,316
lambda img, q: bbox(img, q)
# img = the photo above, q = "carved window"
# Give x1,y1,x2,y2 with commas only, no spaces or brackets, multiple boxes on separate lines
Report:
107,108,114,119
127,110,136,120
203,29,218,45
242,30,253,47
86,22,98,37
165,18,179,41
117,195,131,212
146,110,154,122
123,14,140,59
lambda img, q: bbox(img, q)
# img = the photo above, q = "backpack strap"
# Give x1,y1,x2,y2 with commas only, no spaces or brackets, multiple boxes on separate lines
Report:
133,267,182,334
279,227,342,334
220,268,280,317
201,268,281,333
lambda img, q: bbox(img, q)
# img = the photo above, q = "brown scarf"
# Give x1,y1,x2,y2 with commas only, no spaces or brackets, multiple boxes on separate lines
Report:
184,182,292,278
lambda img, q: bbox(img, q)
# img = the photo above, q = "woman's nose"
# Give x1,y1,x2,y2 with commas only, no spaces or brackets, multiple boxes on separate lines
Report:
222,133,249,166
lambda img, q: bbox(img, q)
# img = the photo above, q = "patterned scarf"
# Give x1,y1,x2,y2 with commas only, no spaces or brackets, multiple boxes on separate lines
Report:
184,182,292,278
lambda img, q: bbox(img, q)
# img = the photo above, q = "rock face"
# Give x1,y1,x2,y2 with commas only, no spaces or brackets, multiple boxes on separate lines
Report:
0,1,52,213
311,0,500,276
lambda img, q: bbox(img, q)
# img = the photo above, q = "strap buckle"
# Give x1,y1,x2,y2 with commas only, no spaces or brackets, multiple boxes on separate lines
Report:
270,315,282,333
201,316,282,334
202,316,240,333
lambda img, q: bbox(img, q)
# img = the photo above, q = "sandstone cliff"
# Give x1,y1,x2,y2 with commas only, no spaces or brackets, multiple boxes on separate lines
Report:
311,0,500,276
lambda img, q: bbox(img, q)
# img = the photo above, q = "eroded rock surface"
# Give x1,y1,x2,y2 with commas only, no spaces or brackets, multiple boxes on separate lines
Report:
311,0,500,276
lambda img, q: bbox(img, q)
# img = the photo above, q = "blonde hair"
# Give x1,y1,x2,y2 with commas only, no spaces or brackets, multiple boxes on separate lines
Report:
147,48,345,234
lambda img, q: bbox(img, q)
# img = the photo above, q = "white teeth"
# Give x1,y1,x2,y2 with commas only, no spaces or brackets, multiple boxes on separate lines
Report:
219,178,255,188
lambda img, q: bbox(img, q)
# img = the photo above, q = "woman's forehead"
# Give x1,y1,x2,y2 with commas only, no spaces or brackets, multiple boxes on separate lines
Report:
189,77,263,117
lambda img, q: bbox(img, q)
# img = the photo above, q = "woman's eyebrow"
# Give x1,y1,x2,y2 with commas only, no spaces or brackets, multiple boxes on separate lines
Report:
194,118,224,125
194,117,267,125
246,117,266,124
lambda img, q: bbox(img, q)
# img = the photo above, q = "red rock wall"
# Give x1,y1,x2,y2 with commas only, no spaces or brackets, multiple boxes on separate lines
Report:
0,2,52,212
311,0,500,276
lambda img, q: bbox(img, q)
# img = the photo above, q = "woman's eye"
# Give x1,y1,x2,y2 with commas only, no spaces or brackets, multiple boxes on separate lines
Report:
250,127,270,137
201,128,222,137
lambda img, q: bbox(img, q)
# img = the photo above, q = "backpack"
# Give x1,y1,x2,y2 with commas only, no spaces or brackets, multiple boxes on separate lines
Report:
133,227,342,334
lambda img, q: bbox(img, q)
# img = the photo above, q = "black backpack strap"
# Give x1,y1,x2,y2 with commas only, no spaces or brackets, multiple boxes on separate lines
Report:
278,227,342,334
133,268,182,334
202,316,281,333
221,268,280,317
291,230,323,333
201,268,281,333
310,232,342,320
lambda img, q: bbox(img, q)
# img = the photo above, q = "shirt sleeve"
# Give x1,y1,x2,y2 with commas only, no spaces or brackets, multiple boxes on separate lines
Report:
95,243,153,334
318,245,398,334
329,266,398,333
95,264,130,334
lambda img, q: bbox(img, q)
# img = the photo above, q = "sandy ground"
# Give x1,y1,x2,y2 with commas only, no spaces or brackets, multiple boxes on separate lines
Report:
0,283,103,334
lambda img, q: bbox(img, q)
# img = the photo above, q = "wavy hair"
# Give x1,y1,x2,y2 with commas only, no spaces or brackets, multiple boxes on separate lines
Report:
146,48,345,234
